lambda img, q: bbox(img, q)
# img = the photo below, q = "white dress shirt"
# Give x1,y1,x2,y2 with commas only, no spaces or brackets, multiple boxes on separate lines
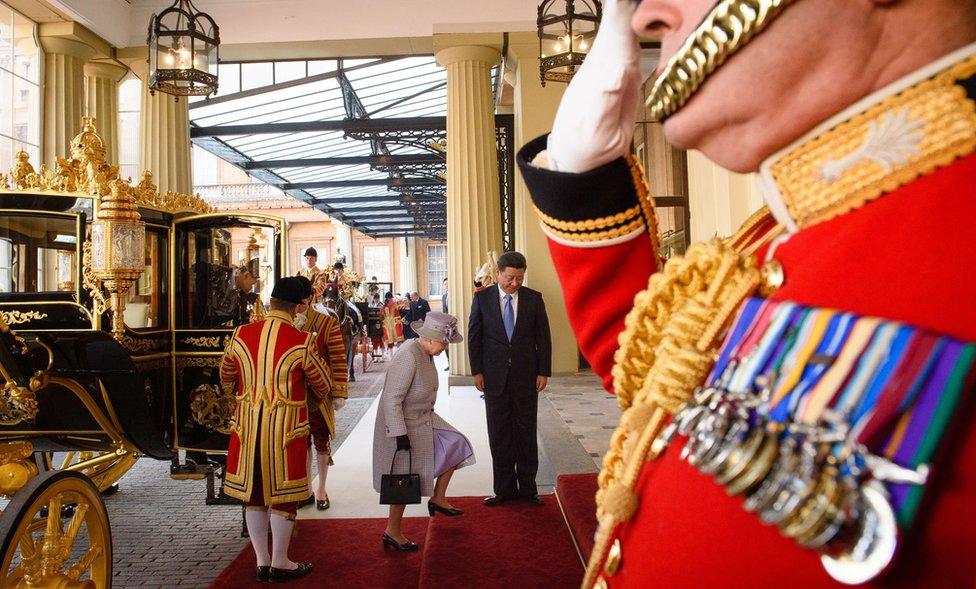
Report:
498,284,519,323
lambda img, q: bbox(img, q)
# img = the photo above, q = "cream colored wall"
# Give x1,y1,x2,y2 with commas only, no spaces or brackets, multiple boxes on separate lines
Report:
686,151,765,241
508,32,578,374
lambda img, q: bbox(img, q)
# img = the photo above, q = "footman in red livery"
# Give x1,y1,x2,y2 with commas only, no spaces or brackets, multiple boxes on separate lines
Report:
516,0,976,587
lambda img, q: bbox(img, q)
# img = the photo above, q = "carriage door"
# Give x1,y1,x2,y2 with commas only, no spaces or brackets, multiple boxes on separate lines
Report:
171,213,286,453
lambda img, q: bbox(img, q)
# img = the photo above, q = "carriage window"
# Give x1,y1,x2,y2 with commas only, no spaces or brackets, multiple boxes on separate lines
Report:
178,224,277,328
0,214,77,293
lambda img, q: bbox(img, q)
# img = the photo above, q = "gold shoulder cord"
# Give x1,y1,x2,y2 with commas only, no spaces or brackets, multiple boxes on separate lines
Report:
587,204,783,588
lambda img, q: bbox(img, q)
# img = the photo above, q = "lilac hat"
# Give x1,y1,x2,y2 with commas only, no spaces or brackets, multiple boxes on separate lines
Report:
411,311,463,344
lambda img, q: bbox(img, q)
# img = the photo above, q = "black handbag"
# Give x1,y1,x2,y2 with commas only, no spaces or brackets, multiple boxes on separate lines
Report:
380,449,421,505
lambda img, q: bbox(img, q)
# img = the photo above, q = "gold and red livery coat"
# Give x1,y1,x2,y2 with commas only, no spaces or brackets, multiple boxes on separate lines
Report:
220,309,332,505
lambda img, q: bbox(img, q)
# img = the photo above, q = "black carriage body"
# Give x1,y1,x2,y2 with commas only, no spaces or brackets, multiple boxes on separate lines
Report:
0,188,288,460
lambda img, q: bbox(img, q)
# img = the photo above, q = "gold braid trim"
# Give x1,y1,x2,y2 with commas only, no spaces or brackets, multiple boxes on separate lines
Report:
586,211,780,589
542,217,645,243
535,204,642,232
628,155,660,255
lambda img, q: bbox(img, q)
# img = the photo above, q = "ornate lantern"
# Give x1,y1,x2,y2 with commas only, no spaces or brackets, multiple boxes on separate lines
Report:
147,0,220,97
91,180,146,340
537,0,602,86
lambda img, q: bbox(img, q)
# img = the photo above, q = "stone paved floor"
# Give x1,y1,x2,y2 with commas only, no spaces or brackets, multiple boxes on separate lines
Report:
9,363,620,587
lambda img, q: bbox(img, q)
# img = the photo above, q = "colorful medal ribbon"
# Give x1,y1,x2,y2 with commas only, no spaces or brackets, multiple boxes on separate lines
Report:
661,297,976,583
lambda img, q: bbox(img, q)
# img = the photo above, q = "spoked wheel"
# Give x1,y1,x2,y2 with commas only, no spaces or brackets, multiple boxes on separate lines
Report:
0,470,112,588
40,451,137,494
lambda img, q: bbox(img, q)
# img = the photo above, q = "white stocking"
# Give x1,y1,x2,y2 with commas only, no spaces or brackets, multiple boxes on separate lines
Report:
314,452,330,499
270,513,296,570
244,509,270,567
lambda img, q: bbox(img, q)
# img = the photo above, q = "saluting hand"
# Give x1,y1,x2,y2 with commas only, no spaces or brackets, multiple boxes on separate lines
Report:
547,0,641,174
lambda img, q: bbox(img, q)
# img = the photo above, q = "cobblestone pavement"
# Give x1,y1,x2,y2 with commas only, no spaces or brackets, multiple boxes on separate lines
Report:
544,372,622,469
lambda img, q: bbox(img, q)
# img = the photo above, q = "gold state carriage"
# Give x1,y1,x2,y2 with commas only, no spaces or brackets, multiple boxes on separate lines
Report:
0,119,288,587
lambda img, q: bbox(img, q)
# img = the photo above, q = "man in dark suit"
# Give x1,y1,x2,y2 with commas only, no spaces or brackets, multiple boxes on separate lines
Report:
468,251,552,506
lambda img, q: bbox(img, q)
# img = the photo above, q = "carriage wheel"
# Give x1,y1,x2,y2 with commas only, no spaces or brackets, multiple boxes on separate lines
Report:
0,470,112,588
41,451,138,494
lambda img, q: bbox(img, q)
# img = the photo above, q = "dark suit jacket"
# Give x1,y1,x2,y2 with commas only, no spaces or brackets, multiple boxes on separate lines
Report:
468,286,552,395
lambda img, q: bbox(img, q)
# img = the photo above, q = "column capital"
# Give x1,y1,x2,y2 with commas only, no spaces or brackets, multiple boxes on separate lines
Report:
85,59,129,83
435,45,501,69
38,21,110,60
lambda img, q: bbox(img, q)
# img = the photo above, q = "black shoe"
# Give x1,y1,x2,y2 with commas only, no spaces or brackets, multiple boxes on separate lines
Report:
256,566,270,582
382,533,419,552
296,495,315,509
525,495,545,506
428,500,464,517
269,562,313,582
316,497,330,511
483,495,513,507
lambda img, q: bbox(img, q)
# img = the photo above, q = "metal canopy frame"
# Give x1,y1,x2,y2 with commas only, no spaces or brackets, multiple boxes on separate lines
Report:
190,55,513,243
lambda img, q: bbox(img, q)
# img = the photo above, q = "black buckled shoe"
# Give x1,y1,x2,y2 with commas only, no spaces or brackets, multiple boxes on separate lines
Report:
256,566,270,582
316,497,330,511
296,495,315,509
268,562,313,582
382,533,419,552
427,500,464,517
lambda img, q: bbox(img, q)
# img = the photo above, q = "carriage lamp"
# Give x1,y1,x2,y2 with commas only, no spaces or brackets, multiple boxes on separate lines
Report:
147,0,220,97
91,180,146,340
537,0,602,86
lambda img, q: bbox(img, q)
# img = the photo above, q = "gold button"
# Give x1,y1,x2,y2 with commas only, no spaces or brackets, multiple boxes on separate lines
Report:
604,538,622,576
760,259,785,295
593,576,609,589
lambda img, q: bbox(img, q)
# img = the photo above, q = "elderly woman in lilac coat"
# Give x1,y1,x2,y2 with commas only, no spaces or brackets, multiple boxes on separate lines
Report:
372,312,474,552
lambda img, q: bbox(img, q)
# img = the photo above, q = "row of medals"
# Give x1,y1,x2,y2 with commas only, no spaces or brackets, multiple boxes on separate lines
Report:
657,351,928,583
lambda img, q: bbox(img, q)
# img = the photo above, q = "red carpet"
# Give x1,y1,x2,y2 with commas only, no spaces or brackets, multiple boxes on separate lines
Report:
555,473,599,560
419,496,584,588
210,495,583,588
209,517,428,588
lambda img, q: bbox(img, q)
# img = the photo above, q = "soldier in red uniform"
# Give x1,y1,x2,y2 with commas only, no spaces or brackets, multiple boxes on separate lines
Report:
517,0,976,587
221,277,332,582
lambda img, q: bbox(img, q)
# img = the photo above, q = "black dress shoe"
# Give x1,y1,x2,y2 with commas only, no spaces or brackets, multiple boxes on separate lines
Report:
296,495,314,508
483,495,512,507
382,533,419,552
525,495,545,506
316,497,330,511
255,566,270,582
428,500,464,517
269,562,313,582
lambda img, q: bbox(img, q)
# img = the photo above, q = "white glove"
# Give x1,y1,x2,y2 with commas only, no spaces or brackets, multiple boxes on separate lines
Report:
547,0,641,173
332,398,347,411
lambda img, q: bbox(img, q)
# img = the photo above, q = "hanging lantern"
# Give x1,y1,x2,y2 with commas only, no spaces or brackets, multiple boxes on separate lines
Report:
147,0,220,97
537,0,601,86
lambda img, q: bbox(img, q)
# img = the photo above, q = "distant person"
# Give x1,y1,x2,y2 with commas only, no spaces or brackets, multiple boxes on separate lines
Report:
221,277,330,582
381,292,404,359
373,312,473,551
402,292,431,339
297,247,325,304
468,251,552,506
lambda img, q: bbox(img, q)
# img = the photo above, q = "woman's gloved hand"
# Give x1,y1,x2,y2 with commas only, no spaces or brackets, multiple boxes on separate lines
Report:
332,398,347,411
547,0,641,173
396,435,411,451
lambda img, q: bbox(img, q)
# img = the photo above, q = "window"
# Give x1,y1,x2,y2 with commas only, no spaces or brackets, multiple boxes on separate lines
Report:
427,244,446,297
118,76,142,182
0,214,77,293
363,245,391,283
0,4,38,170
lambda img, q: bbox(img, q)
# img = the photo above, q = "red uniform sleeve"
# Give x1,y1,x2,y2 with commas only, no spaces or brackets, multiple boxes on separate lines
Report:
517,134,660,392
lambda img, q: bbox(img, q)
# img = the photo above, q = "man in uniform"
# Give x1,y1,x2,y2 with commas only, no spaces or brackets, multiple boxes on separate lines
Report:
294,276,348,510
220,277,330,582
517,0,976,587
297,247,325,304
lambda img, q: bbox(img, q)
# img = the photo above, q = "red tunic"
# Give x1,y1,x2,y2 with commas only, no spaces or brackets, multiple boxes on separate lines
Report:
517,88,976,586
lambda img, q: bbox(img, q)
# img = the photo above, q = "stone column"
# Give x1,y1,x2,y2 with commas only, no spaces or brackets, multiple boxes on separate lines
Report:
435,45,503,376
39,36,96,162
84,60,128,164
398,237,418,294
508,34,579,373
